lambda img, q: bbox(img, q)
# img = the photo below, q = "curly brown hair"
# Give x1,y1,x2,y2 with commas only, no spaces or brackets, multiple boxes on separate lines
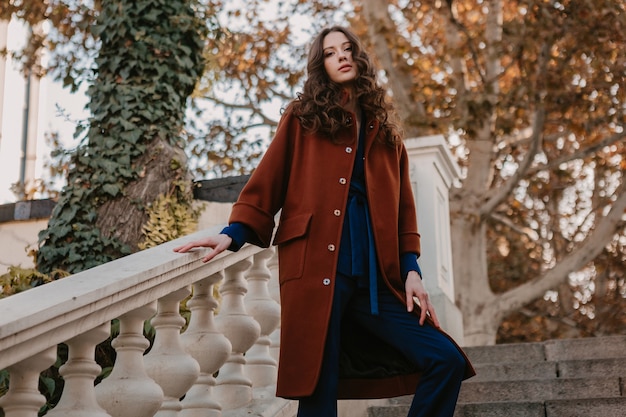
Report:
287,26,402,146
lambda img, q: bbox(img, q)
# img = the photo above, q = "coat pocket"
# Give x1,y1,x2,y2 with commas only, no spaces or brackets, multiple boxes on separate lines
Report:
273,213,312,283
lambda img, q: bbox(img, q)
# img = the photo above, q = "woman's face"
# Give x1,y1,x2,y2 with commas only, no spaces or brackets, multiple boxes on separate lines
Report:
322,31,358,85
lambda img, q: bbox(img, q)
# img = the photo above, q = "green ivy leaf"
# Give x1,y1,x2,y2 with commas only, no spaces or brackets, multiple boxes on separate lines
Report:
102,183,121,197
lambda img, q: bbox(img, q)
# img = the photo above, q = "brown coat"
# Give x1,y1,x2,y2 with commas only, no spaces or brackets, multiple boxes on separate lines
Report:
229,109,475,399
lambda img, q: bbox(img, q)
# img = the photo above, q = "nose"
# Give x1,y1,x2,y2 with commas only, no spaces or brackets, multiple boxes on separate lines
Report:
337,50,348,61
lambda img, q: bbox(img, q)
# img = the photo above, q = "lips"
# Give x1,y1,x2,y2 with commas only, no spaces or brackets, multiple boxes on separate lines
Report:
338,64,352,71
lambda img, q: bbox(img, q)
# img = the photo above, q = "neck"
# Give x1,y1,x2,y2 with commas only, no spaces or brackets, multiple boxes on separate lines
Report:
341,87,359,116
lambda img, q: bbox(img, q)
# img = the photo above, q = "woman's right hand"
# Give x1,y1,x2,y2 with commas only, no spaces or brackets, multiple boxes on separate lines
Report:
173,234,233,263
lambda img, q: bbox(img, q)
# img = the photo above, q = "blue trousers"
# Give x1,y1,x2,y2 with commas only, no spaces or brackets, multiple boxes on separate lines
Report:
297,273,466,417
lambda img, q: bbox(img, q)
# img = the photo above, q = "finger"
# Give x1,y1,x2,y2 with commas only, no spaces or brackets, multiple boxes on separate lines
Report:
173,243,194,253
429,304,441,328
419,301,428,325
201,241,228,263
202,249,218,263
406,292,414,312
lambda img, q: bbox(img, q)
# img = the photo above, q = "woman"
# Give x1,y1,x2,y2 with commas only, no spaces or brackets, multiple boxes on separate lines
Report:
174,26,475,417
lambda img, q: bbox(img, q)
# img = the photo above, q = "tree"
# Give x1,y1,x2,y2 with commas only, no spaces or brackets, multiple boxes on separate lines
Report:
0,1,100,91
2,0,210,273
385,0,626,346
2,2,212,410
5,0,624,344
198,0,626,345
185,0,342,178
39,0,210,273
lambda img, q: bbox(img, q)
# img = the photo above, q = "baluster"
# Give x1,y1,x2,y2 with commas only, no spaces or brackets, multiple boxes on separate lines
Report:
266,250,281,362
144,287,200,417
0,347,56,417
214,258,260,409
95,302,164,417
180,272,231,417
245,249,280,387
46,323,111,417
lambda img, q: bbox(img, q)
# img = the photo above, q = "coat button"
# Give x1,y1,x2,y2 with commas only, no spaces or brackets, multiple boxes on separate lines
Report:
339,177,347,184
345,147,353,153
334,209,341,216
323,278,331,286
328,244,336,251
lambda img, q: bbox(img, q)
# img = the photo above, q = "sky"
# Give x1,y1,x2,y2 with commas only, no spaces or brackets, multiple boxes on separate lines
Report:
0,19,88,205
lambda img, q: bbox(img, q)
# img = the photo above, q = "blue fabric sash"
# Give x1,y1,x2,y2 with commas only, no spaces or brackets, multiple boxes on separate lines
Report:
346,181,379,315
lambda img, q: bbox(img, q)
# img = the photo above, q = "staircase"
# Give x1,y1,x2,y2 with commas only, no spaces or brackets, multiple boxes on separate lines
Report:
368,335,626,417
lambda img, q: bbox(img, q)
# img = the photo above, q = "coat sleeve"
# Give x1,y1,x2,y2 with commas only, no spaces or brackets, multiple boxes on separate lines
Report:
397,143,421,257
227,110,297,247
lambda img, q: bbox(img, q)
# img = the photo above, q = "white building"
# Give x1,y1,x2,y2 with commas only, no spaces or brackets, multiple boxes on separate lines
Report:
0,17,86,205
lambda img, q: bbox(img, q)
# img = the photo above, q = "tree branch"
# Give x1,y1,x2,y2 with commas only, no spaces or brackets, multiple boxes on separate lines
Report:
496,181,626,316
482,103,545,216
442,0,488,85
361,0,425,136
490,212,539,241
527,130,626,176
206,95,277,127
480,41,551,217
268,85,293,102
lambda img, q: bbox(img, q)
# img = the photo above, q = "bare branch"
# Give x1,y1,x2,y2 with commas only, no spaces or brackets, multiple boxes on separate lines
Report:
490,213,539,241
496,181,626,315
448,8,486,84
361,0,425,136
205,95,277,127
267,86,293,102
441,2,469,101
480,41,551,217
482,103,545,215
527,130,626,176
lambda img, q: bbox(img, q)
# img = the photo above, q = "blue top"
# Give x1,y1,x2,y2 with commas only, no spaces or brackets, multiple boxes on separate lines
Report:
221,117,421,314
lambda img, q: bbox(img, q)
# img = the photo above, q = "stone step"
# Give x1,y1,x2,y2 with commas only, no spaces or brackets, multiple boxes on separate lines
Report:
458,376,622,403
471,356,626,381
544,335,626,361
367,404,409,417
370,398,626,417
464,335,626,366
545,397,626,417
471,360,557,381
463,342,545,365
455,401,547,417
456,398,626,417
368,401,546,417
558,357,626,378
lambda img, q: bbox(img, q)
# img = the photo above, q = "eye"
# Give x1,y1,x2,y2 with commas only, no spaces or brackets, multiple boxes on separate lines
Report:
324,51,334,58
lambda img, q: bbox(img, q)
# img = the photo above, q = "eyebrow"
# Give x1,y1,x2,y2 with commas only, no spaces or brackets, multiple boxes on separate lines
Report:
323,41,351,52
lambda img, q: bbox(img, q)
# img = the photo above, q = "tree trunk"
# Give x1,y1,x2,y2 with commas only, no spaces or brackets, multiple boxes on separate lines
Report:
451,211,502,345
37,0,207,274
359,0,426,137
95,138,192,251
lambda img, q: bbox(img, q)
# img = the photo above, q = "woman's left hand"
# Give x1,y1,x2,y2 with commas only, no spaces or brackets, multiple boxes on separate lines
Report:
405,271,441,328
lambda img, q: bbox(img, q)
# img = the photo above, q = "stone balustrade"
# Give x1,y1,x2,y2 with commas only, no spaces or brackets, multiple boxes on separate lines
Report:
0,224,284,417
0,136,464,417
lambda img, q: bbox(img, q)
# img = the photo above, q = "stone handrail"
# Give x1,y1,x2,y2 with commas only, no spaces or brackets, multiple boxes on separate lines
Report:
0,224,286,417
0,136,463,417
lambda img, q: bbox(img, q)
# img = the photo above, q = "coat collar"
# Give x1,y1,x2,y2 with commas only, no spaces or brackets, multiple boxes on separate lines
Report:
345,111,379,157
